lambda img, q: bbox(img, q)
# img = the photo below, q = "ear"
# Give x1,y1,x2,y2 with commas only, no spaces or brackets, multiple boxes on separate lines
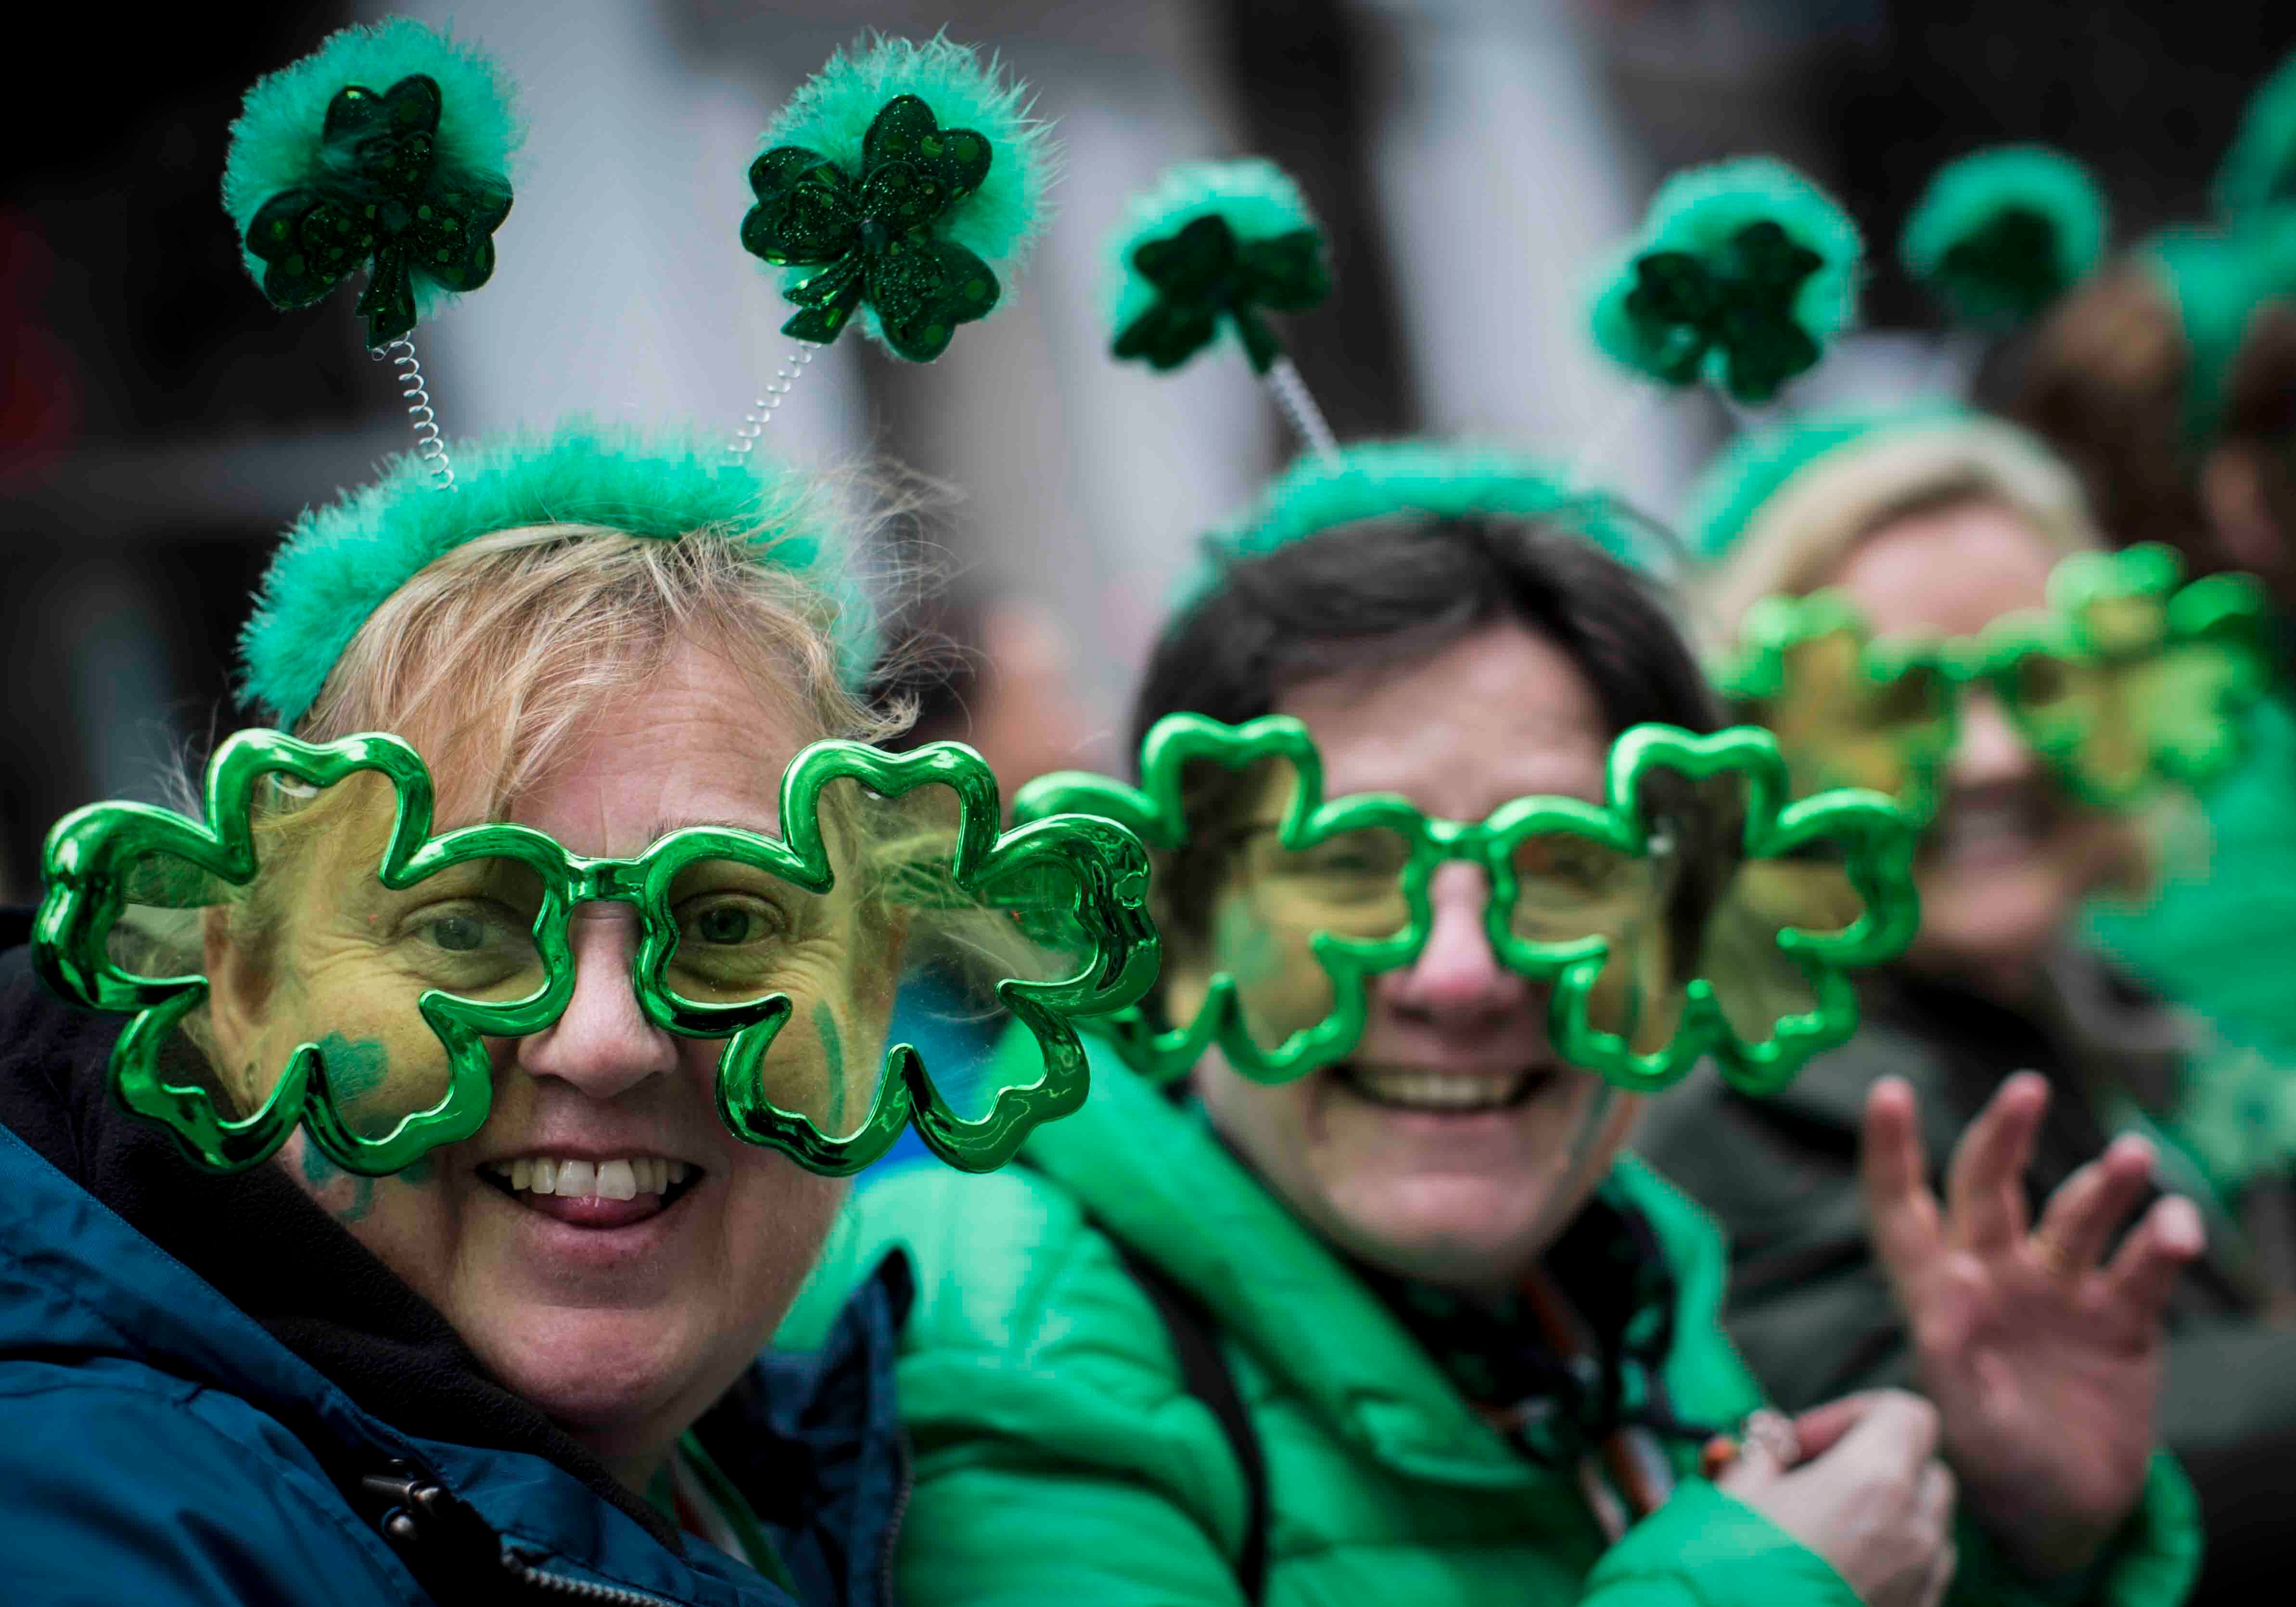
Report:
2200,444,2284,574
202,904,274,1101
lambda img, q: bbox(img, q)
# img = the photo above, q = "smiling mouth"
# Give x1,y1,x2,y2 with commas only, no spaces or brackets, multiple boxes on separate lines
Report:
479,1155,703,1229
1333,1065,1558,1113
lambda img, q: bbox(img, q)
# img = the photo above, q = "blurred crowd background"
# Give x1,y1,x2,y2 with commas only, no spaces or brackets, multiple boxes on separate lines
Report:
4,0,2293,902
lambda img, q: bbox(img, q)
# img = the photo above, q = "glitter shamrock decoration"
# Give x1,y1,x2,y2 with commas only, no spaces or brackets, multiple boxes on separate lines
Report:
1016,712,1919,1096
1901,145,2109,329
1108,159,1332,374
36,731,1157,1179
1590,157,1862,406
740,36,1052,362
223,20,519,347
1720,543,2270,820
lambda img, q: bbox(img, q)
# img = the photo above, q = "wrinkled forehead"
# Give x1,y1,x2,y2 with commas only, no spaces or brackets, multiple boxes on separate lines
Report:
1271,623,1614,819
1831,499,2059,640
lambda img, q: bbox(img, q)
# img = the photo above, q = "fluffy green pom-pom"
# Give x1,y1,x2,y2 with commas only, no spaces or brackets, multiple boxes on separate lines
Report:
1901,145,2107,328
1589,156,1862,405
2216,54,2296,221
1178,440,1667,608
1104,158,1331,374
222,18,521,338
748,33,1053,355
238,420,878,727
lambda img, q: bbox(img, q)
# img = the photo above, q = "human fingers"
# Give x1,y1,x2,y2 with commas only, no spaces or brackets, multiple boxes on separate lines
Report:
2102,1194,2206,1323
1790,1393,1880,1462
1863,1079,1941,1276
1914,1459,1957,1530
1915,1540,1960,1607
1832,1388,1941,1476
1943,1071,2049,1253
1712,1411,1794,1497
2032,1133,2154,1275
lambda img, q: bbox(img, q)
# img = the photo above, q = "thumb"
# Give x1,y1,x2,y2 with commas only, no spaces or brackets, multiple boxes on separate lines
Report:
1712,1409,1800,1494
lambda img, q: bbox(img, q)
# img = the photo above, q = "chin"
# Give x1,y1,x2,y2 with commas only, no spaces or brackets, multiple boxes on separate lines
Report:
473,1305,713,1444
1913,878,2072,981
1324,1167,1564,1287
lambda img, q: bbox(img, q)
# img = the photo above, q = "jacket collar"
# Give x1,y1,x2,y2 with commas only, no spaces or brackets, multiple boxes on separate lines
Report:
1014,1032,1637,1489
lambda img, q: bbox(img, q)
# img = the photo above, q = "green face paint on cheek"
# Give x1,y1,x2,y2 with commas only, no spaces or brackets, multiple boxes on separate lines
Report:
812,1001,847,1134
296,1033,393,1221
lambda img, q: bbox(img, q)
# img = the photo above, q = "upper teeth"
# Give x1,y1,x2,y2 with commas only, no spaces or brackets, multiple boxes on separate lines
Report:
1345,1070,1533,1111
487,1156,689,1201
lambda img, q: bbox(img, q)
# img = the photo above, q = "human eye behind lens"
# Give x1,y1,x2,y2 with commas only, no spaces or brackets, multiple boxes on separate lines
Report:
678,892,789,948
390,899,537,989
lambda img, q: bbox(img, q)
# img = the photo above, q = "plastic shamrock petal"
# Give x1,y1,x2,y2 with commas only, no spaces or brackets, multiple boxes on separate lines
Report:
1486,724,1918,1095
242,74,512,346
742,94,1000,360
35,732,1156,1179
2005,545,2270,807
1718,590,1959,824
1011,714,1416,1085
1622,221,1828,403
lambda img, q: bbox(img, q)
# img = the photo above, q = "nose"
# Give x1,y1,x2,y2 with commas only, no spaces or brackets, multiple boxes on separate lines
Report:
1378,861,1535,1029
515,904,680,1098
1947,688,2038,789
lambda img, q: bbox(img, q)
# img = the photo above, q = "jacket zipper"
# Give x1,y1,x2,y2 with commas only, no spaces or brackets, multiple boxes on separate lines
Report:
501,1548,689,1606
875,1432,916,1607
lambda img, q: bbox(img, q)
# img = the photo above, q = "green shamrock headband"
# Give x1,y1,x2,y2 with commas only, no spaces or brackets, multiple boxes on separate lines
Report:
1175,437,1678,612
35,731,1156,1178
1718,544,2270,820
224,18,518,351
730,34,1054,446
236,420,879,729
1900,144,2110,331
1012,713,1917,1097
1588,156,1863,409
1104,156,1341,457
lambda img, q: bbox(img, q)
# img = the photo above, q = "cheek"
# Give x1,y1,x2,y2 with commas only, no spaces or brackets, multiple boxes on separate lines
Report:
1214,895,1337,1046
233,944,459,1136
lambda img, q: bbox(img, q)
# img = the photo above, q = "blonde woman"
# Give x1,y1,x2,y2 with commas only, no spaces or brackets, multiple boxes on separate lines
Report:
0,425,1104,1607
1638,407,2296,1605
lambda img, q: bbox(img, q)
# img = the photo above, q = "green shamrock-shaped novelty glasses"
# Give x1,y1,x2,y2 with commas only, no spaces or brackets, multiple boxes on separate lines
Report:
35,731,1156,1178
1719,544,2269,821
1013,713,1919,1095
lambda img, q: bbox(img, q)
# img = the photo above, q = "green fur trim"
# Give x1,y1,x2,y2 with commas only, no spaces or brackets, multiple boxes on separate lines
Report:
2216,54,2296,220
221,18,521,323
1180,440,1667,606
238,420,878,726
1901,145,2107,327
1589,156,1862,400
754,33,1053,351
1684,402,1968,562
1104,158,1322,351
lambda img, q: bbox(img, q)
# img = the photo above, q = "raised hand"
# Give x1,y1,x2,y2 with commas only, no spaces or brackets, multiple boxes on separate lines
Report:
1861,1072,2204,1578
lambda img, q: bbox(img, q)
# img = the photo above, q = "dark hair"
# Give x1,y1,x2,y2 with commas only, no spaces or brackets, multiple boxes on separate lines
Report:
2000,257,2296,571
1130,514,1721,945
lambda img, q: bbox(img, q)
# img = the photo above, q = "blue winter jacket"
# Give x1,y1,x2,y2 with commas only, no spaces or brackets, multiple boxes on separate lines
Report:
0,928,911,1607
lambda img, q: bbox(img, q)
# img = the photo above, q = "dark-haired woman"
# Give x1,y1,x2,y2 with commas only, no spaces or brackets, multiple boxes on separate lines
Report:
783,458,2201,1607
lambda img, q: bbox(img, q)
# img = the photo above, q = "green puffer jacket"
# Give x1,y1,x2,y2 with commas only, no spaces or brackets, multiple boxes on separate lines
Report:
782,1034,2201,1607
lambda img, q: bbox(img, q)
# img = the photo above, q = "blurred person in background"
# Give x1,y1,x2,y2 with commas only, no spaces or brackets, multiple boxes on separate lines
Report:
1999,233,2296,1056
1638,407,2296,1605
784,466,2202,1607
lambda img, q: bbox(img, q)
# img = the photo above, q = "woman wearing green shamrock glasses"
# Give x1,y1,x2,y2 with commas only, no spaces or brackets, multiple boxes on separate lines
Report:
785,444,2201,1607
0,424,1153,1607
1641,406,2296,1604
